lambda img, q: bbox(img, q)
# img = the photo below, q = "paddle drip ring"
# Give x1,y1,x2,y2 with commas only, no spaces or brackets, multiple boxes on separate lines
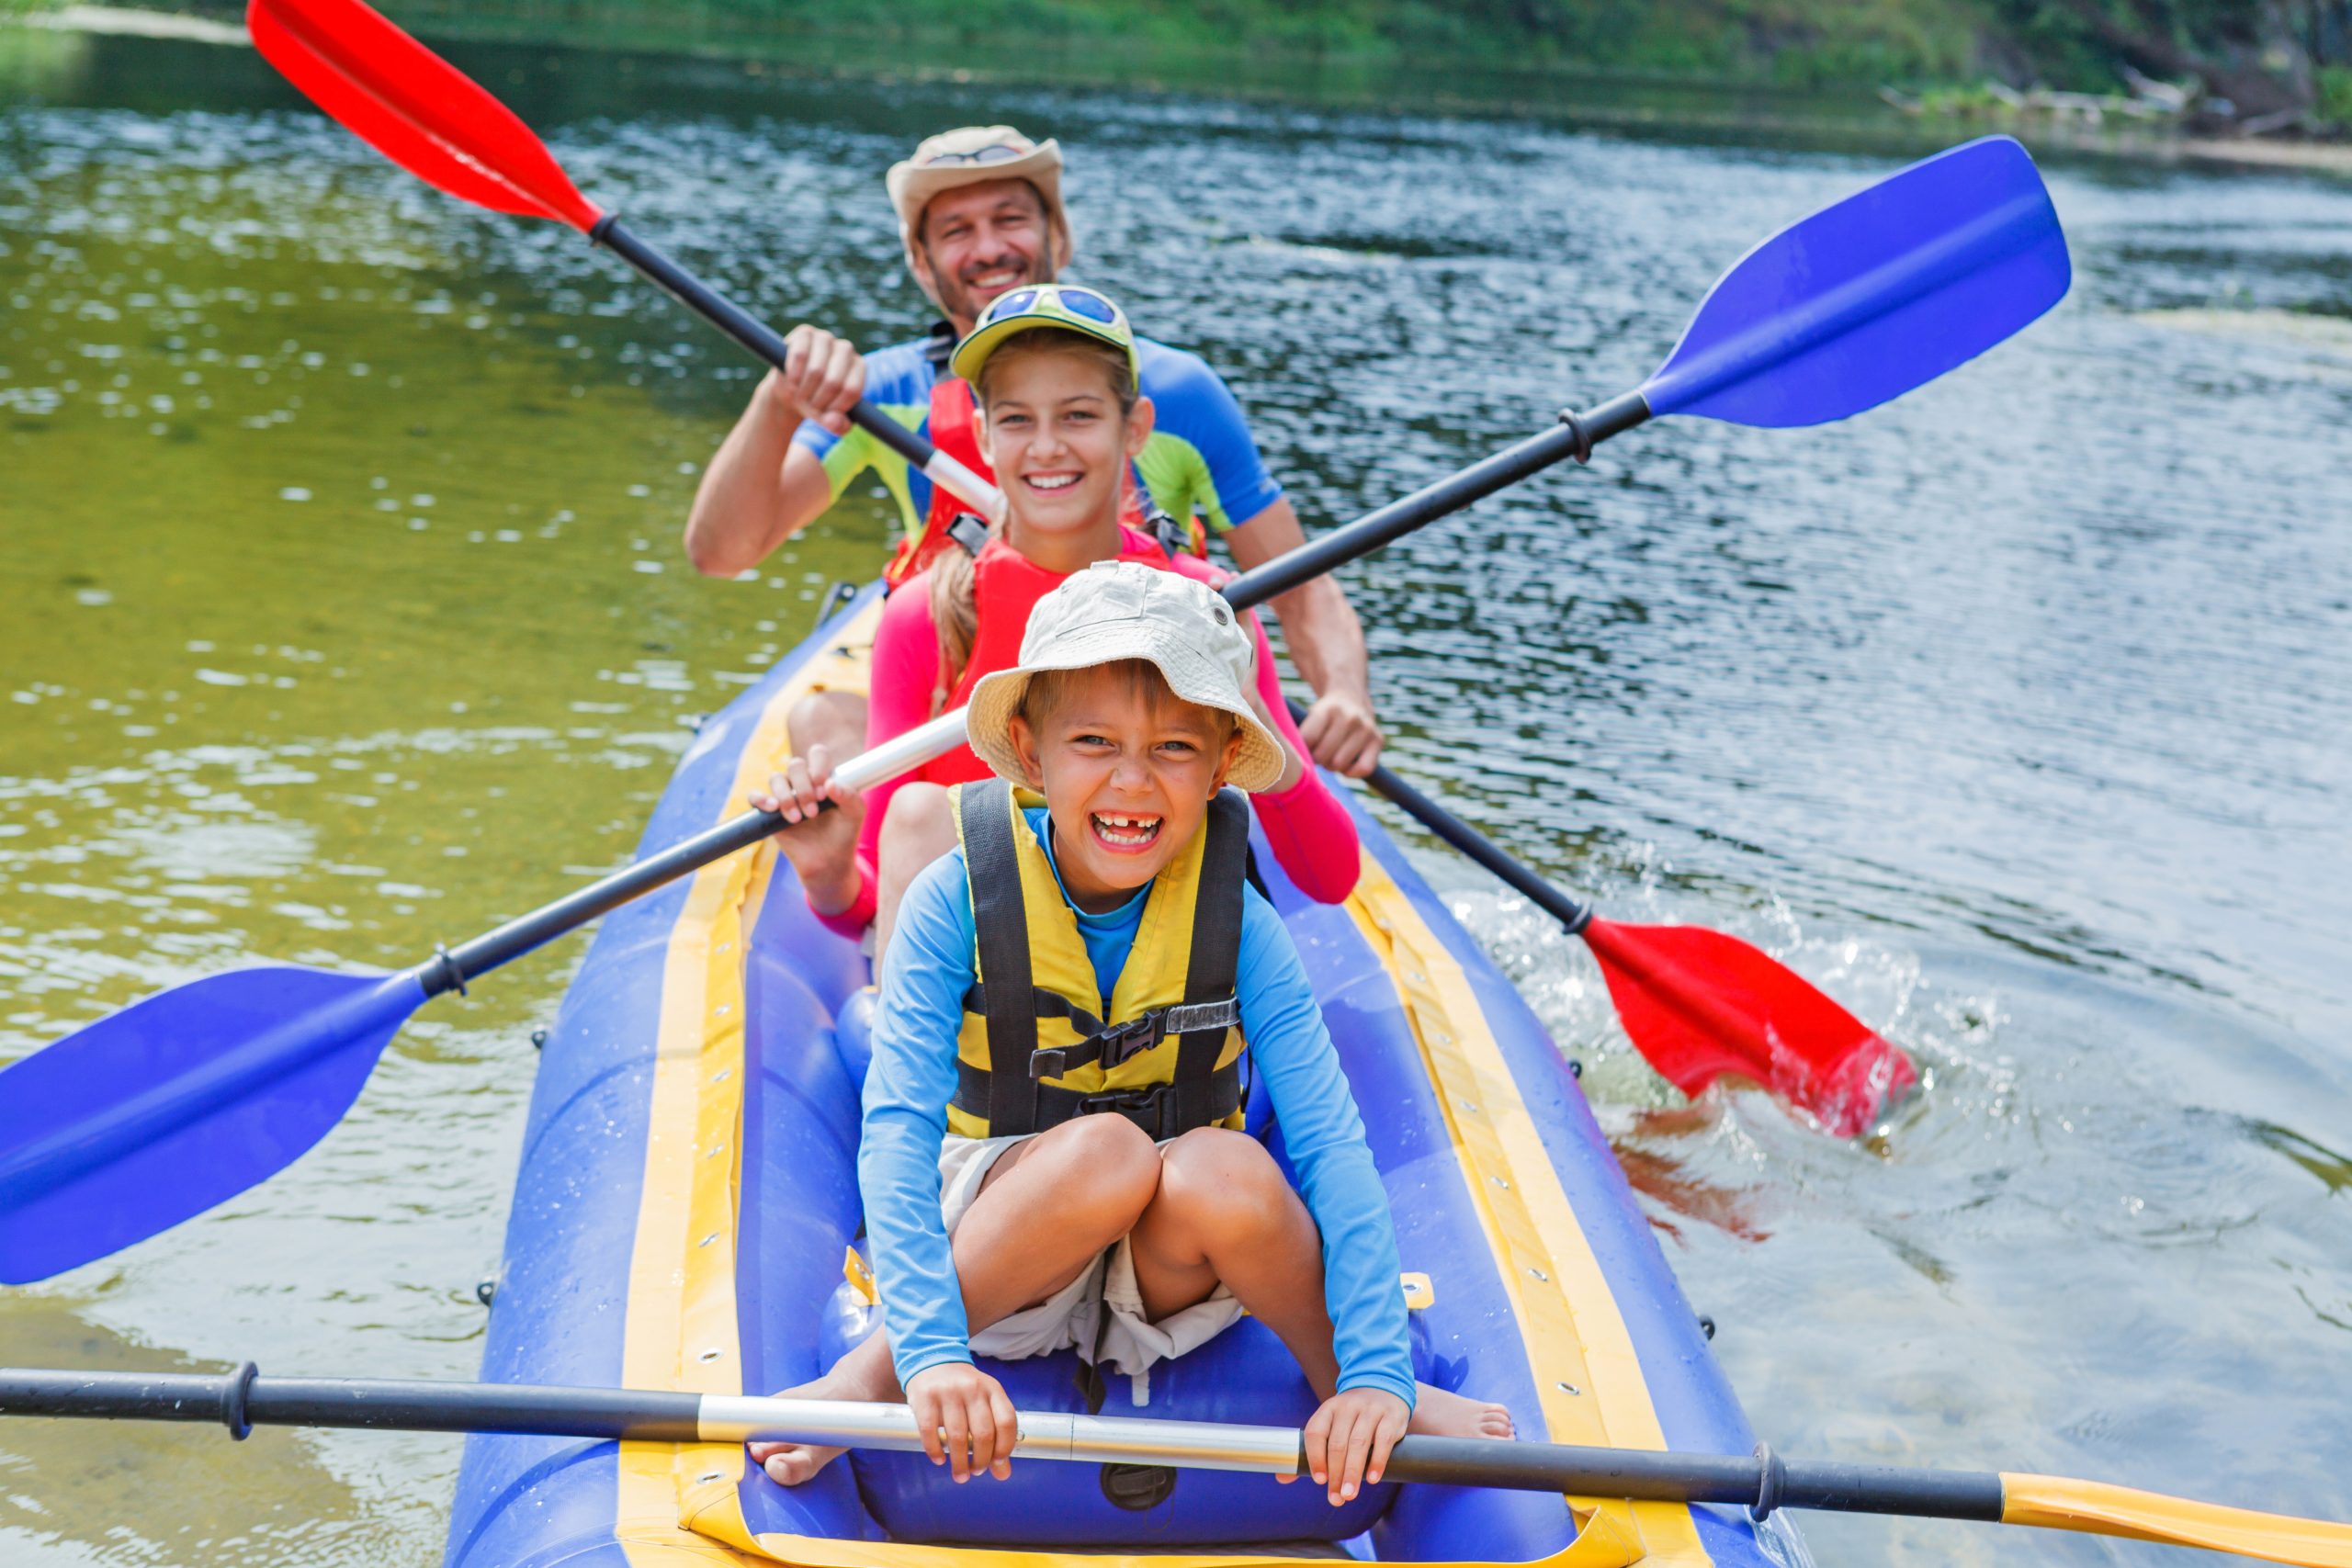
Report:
220,1361,259,1441
427,943,469,997
1748,1441,1786,1522
1556,409,1593,465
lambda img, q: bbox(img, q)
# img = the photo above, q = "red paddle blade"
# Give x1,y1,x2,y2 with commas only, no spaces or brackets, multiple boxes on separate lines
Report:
248,0,602,231
1582,917,1917,1136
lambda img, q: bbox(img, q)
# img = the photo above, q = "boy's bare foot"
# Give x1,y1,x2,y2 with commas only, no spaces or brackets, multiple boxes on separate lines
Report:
1408,1383,1515,1440
746,1348,899,1486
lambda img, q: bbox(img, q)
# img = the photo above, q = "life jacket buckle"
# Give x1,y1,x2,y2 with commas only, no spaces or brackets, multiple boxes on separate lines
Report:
944,511,989,558
1029,1011,1164,1080
1092,1012,1165,1070
1078,1082,1178,1141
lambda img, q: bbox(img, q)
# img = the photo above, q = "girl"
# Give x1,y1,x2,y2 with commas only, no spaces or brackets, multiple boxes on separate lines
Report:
755,285,1357,954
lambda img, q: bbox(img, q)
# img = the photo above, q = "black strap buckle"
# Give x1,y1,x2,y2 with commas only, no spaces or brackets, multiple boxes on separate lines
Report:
1030,1010,1164,1079
945,511,989,558
1139,496,1190,560
1079,1081,1177,1140
1092,1013,1165,1070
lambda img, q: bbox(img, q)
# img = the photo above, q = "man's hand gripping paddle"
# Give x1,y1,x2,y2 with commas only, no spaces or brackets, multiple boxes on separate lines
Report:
0,0,2068,1283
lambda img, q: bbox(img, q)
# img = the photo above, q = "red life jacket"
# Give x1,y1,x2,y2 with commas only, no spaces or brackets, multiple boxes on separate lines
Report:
882,376,1206,589
909,524,1185,788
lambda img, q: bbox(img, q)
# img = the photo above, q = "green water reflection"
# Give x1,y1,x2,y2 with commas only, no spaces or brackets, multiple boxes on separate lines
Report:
1,73,881,1563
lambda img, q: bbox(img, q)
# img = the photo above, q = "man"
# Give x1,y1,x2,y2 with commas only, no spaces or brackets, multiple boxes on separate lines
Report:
684,125,1382,776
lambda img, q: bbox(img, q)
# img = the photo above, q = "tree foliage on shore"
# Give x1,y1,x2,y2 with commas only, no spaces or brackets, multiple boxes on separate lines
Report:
1984,0,2350,117
68,0,2352,117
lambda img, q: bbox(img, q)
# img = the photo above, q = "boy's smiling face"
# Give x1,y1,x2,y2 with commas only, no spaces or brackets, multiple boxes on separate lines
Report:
1007,661,1241,915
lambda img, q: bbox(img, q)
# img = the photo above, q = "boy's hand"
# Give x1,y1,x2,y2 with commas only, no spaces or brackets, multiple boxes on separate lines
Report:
904,1362,1019,1483
1287,1387,1408,1506
750,743,867,915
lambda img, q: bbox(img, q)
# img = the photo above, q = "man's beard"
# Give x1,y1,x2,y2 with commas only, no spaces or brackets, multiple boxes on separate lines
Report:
932,250,1053,328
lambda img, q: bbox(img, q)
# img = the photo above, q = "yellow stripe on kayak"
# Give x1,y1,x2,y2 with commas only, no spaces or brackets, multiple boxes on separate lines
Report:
2001,1473,2352,1567
1344,857,1714,1568
619,600,881,1568
615,596,1708,1567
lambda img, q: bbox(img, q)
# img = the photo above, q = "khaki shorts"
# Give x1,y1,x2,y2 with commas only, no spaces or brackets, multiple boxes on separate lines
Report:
938,1130,1246,1406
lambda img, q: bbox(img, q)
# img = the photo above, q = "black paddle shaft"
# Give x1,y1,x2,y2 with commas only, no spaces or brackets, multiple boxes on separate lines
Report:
1231,389,1650,608
0,1367,701,1443
426,803,784,994
591,217,941,476
1291,699,1596,937
419,394,1652,998
1385,1435,2005,1522
0,1368,2006,1524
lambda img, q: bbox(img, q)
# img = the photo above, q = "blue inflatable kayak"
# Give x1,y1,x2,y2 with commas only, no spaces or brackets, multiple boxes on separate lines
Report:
444,587,1812,1568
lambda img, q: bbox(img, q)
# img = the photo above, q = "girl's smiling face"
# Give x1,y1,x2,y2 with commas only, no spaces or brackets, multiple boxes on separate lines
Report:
979,343,1155,547
1007,660,1239,914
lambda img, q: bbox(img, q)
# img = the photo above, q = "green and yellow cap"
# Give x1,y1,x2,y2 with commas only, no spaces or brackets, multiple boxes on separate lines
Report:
948,283,1140,387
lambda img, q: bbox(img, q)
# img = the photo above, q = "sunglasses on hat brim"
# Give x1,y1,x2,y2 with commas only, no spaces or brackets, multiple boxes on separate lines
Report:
920,142,1032,168
978,285,1122,329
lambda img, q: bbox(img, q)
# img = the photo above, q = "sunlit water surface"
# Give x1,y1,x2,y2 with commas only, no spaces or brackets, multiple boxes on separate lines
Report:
2,26,2348,1567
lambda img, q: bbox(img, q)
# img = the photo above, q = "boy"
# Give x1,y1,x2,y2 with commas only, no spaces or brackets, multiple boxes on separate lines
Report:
751,563,1508,1506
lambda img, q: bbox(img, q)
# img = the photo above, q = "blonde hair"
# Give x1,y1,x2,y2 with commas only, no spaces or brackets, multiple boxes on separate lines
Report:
928,330,1141,705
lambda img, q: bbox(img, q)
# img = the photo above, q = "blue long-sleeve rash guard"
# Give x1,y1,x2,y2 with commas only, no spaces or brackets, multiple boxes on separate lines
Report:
858,807,1416,1408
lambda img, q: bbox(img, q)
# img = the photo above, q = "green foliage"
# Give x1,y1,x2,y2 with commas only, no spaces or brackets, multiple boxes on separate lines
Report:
367,0,1998,79
2321,64,2352,125
112,0,2347,94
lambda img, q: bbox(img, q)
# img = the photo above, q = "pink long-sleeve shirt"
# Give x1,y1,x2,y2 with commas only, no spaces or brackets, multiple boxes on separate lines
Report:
818,552,1361,936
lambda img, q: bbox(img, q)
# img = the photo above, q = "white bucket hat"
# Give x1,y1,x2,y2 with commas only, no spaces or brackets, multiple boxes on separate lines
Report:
885,125,1069,257
965,562,1289,795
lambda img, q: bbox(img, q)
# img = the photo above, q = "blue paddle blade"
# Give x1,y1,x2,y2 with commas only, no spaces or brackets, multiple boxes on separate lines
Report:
1641,136,2069,427
0,965,424,1284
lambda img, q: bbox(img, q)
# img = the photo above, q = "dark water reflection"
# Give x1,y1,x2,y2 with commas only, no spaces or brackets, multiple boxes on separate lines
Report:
3,25,2349,1567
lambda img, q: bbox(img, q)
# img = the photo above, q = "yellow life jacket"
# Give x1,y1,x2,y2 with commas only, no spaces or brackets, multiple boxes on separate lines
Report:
947,777,1249,1141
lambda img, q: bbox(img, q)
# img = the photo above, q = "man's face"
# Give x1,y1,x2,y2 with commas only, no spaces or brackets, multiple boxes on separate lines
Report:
912,179,1057,333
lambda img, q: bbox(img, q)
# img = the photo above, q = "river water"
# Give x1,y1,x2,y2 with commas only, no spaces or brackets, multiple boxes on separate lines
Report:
3,22,2348,1568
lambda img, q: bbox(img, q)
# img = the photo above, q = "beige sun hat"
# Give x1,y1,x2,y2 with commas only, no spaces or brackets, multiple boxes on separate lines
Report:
885,125,1069,255
965,562,1289,795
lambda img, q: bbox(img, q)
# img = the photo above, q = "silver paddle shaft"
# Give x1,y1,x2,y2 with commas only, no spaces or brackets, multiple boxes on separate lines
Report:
698,1395,1306,1473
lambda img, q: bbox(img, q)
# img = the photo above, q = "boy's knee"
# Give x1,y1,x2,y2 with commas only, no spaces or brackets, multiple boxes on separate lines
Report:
1038,1114,1161,1227
1156,1128,1286,1232
786,689,865,757
881,782,956,853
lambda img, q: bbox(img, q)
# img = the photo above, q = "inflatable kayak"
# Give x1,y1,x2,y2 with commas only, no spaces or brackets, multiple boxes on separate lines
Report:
444,586,1813,1568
